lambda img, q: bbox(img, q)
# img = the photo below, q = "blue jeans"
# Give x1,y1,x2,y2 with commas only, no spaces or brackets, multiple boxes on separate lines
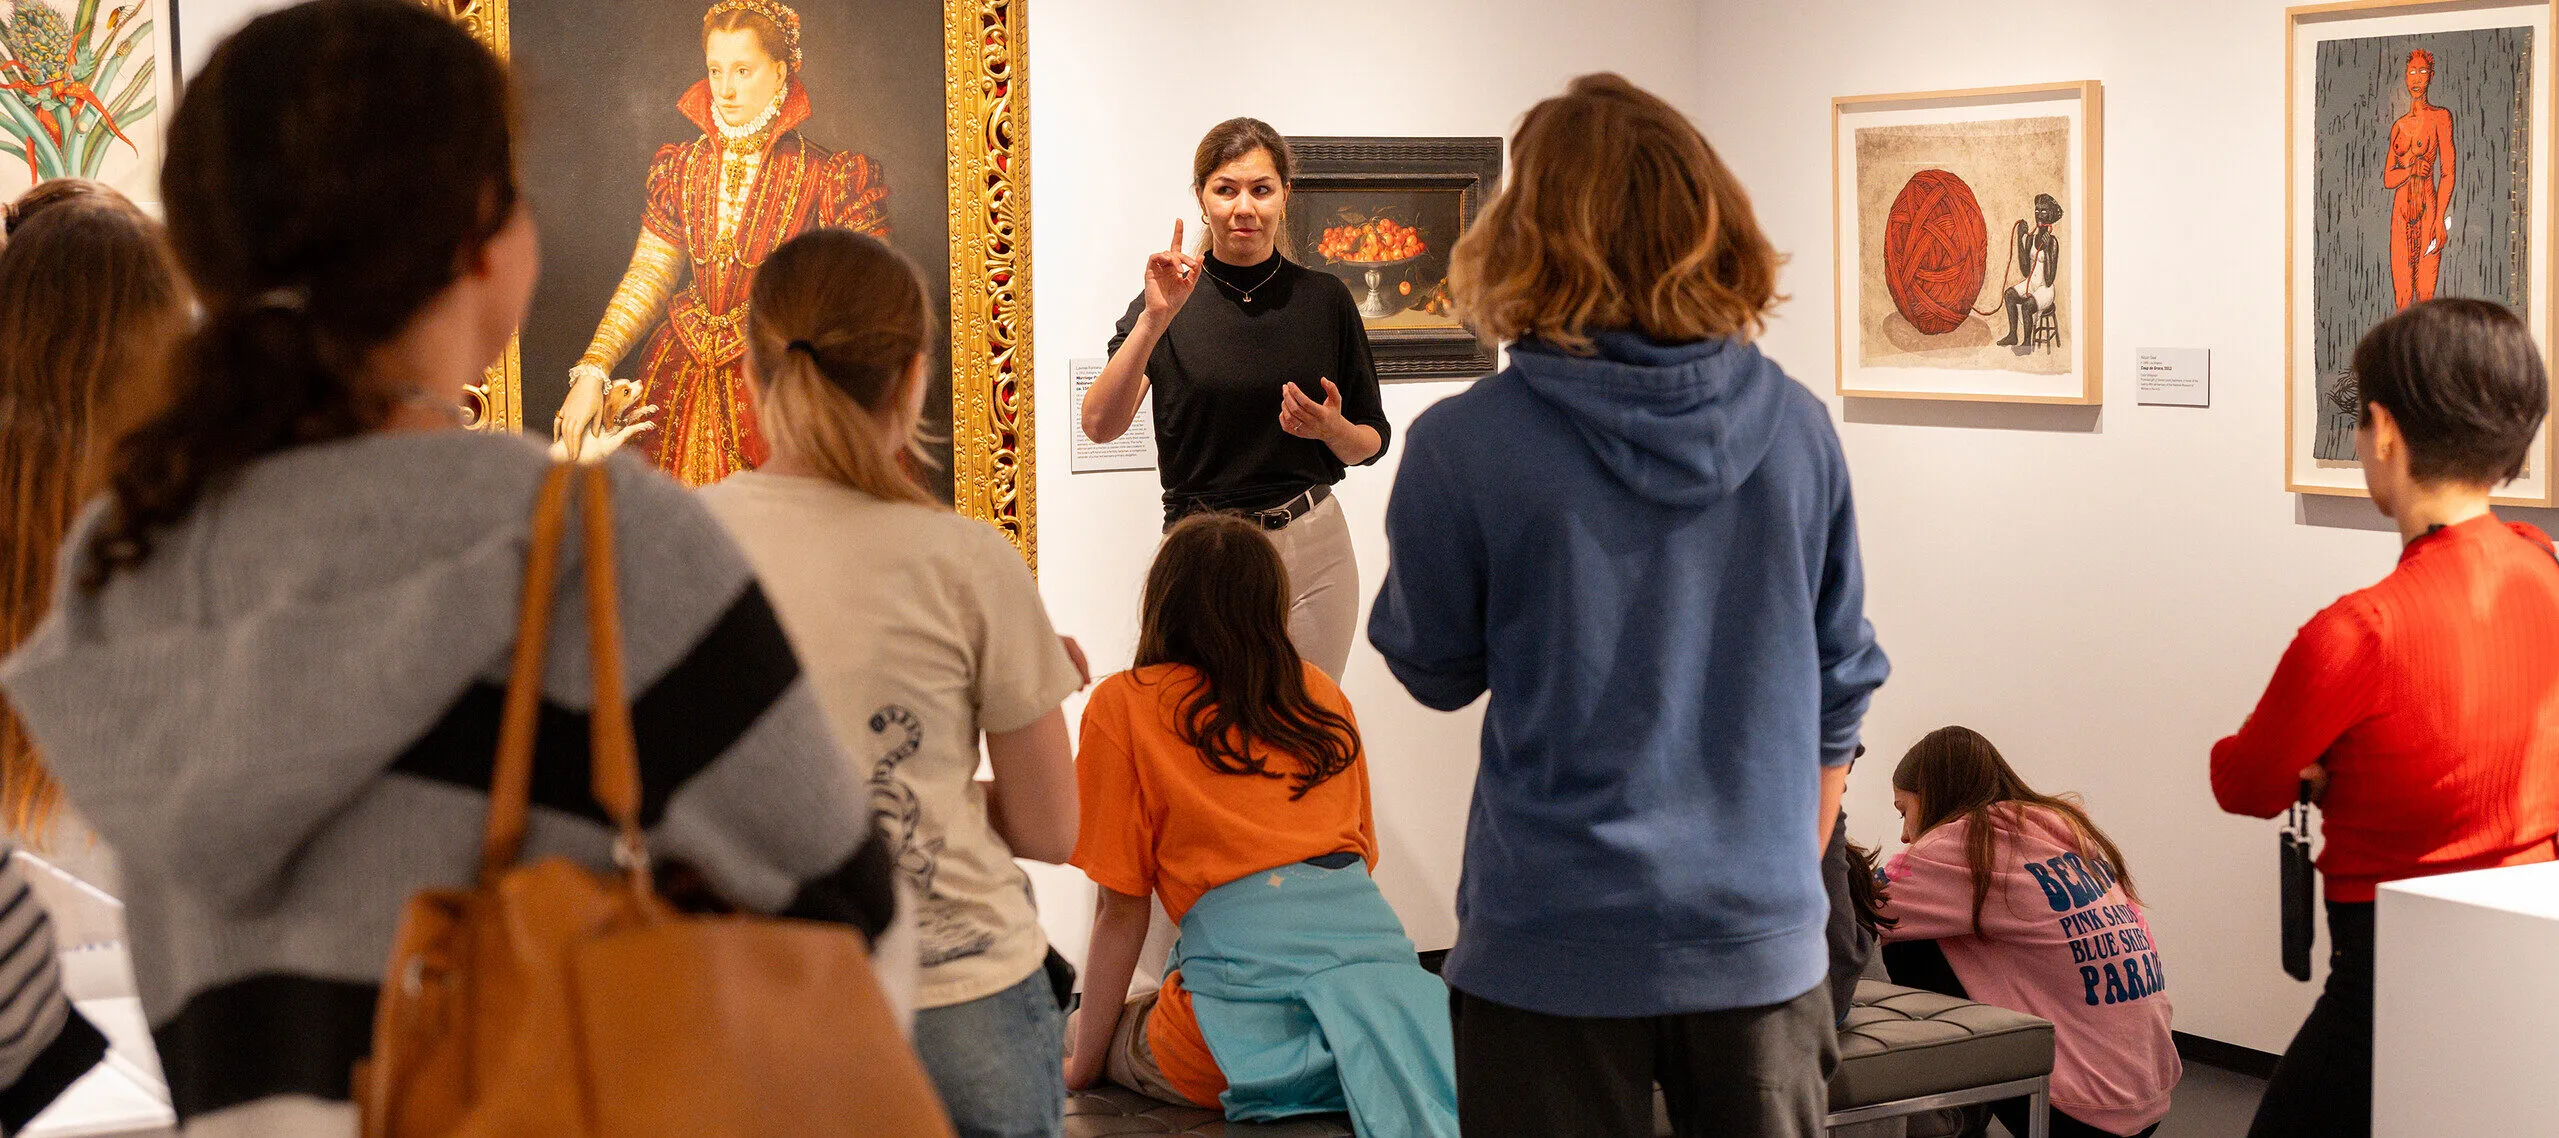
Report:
910,966,1066,1138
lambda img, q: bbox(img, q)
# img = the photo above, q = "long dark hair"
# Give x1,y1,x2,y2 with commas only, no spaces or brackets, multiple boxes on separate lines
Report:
1134,513,1358,798
84,0,519,587
1892,725,2141,937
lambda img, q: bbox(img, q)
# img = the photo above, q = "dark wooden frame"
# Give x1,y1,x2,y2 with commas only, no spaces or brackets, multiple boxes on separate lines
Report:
1287,135,1501,382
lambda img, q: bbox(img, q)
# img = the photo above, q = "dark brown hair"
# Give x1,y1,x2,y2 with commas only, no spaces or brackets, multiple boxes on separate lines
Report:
1451,72,1782,351
746,228,936,505
1135,513,1358,798
1844,841,1897,938
2,178,130,238
2351,297,2548,486
1892,726,2141,937
1192,117,1294,189
0,193,187,843
1191,117,1293,252
85,0,519,587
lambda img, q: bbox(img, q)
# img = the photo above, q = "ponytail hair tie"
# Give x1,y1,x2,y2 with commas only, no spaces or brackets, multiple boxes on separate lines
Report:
252,286,311,314
786,339,817,356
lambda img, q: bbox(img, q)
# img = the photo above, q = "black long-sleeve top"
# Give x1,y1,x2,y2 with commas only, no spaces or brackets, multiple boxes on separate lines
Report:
1111,252,1390,522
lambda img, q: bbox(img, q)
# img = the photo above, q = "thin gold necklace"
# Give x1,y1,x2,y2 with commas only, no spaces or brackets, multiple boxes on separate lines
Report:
1202,255,1284,304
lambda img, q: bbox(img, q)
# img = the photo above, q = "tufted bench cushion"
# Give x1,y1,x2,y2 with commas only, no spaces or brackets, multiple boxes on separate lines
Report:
1066,980,2051,1137
1831,980,2055,1112
1065,1087,1351,1137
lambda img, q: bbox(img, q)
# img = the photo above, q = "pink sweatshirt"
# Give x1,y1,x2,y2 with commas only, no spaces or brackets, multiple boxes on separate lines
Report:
1879,805,2179,1136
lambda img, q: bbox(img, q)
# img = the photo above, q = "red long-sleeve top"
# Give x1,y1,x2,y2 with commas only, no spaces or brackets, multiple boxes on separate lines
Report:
2212,515,2559,901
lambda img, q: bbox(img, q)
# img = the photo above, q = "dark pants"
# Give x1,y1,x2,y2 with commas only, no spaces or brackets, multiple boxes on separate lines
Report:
2247,901,2375,1138
1880,941,2158,1138
1450,983,1837,1138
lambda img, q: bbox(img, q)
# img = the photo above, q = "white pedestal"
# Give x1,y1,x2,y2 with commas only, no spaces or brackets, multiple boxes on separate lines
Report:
2374,862,2559,1137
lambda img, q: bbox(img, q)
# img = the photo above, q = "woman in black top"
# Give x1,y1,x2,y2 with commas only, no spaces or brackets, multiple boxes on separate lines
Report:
1084,118,1389,679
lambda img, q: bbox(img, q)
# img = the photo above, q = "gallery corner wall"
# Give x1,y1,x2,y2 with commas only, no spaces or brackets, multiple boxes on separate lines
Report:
1684,0,2559,1053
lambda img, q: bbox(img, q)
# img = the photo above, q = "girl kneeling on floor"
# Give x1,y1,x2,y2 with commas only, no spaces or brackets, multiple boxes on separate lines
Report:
1065,513,1456,1138
1879,726,2181,1138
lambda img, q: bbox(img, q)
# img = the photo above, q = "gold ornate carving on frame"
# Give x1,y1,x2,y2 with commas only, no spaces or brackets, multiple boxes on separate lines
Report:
416,0,1037,565
417,0,521,433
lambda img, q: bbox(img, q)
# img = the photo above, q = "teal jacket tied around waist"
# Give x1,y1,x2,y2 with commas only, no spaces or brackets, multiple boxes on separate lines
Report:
1169,860,1457,1137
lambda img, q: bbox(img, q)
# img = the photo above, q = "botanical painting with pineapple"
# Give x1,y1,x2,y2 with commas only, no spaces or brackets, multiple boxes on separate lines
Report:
0,0,170,207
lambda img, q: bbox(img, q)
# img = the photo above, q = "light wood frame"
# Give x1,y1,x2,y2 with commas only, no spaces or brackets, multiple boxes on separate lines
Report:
2284,0,2557,506
421,0,1038,562
1831,80,2105,405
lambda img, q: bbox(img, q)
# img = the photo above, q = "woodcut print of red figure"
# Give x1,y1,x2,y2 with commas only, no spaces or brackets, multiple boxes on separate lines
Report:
2389,48,2456,309
561,0,888,487
2307,26,2532,464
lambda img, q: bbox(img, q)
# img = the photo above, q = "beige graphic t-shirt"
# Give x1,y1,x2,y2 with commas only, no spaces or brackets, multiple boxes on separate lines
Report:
702,472,1082,1009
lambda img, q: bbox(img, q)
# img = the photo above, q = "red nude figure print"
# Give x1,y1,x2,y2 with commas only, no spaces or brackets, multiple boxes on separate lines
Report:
2386,48,2457,309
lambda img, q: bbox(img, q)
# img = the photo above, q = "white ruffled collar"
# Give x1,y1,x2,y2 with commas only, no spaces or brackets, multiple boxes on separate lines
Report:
715,85,787,144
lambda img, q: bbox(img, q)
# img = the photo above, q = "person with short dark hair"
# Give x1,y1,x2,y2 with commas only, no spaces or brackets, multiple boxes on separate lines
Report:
2213,297,2559,1138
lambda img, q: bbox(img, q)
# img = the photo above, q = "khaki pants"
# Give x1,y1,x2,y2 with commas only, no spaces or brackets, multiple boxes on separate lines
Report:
1100,990,1202,1106
1268,494,1358,681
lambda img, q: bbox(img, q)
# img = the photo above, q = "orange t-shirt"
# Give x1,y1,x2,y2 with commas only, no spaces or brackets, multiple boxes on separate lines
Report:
1071,662,1378,1107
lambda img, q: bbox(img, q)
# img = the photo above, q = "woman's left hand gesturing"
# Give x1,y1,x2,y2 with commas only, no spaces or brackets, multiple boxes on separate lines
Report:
1280,377,1384,464
1279,378,1346,441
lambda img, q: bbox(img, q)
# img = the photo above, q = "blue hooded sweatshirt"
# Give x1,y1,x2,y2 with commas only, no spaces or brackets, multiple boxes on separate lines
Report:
1369,332,1888,1018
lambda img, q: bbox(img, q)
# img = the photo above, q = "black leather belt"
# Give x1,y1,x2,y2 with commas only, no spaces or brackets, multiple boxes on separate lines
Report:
1246,485,1331,530
1168,484,1331,532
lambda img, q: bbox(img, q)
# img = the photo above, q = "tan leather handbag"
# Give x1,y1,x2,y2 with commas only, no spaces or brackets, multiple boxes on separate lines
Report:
356,462,955,1138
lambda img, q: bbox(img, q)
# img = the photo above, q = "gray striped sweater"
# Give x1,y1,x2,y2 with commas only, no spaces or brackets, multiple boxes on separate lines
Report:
0,432,895,1136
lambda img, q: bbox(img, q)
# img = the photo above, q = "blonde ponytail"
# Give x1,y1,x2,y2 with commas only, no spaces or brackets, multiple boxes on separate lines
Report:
755,345,935,505
745,229,939,506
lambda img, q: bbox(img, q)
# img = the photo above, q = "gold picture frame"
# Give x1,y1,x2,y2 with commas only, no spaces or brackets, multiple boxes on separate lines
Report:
422,0,1037,564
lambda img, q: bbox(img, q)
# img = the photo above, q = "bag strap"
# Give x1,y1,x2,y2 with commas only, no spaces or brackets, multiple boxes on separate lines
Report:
574,463,651,894
479,463,653,899
481,465,573,878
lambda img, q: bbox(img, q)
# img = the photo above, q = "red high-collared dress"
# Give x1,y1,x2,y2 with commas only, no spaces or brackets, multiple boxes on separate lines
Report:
635,79,889,486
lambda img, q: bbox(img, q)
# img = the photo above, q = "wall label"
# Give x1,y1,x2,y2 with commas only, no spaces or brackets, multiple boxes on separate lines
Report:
2135,347,2210,407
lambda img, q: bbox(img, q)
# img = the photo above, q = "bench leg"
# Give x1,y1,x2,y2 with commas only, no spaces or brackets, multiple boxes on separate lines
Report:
2026,1089,2050,1138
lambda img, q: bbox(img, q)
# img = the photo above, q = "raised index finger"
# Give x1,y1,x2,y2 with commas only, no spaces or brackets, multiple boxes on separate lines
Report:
1171,218,1185,253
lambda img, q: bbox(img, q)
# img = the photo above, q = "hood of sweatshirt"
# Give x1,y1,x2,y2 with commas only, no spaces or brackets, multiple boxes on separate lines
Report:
0,433,551,913
1508,332,1791,508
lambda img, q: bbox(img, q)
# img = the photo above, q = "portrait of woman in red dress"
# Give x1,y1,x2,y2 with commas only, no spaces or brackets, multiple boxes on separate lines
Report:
560,0,889,486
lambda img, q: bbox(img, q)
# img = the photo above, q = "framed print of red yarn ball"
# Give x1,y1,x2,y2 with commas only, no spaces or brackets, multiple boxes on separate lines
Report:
1832,81,2103,404
1882,169,1988,336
